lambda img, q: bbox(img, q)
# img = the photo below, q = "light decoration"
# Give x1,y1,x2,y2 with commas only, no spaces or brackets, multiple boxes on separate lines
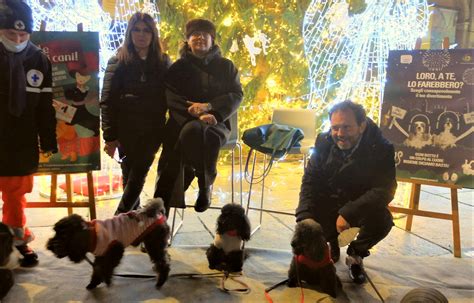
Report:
303,0,430,129
26,0,160,77
27,0,160,199
157,0,309,131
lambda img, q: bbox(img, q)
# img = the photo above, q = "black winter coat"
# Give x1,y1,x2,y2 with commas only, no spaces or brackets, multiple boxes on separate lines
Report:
296,118,397,226
100,54,171,142
0,42,57,176
165,45,243,139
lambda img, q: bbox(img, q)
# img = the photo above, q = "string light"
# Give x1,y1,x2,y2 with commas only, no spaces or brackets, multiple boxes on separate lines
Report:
303,0,430,129
26,0,160,77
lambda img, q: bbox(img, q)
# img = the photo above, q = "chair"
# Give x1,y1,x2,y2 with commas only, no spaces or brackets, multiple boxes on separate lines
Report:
168,112,243,244
245,108,317,235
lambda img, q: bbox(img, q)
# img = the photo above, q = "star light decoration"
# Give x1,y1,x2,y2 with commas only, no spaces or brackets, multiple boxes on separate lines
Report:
26,0,160,77
303,0,430,129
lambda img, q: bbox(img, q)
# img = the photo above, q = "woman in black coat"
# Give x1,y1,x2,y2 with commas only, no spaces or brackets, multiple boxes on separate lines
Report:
101,12,171,214
155,19,243,213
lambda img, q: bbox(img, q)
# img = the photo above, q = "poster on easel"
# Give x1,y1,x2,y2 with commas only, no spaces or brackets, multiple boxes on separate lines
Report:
380,49,474,188
31,31,101,173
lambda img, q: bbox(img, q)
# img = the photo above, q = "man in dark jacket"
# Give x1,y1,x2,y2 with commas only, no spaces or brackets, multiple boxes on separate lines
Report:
296,100,396,284
0,0,57,267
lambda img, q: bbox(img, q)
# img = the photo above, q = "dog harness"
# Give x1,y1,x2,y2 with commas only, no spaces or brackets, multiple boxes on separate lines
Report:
295,245,333,269
213,230,243,253
89,212,166,256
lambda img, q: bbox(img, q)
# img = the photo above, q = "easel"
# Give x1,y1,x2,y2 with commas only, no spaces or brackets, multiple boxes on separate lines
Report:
27,172,96,220
27,22,96,220
389,178,461,257
389,37,462,258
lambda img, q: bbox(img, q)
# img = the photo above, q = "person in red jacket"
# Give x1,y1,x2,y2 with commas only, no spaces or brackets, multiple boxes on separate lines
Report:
0,0,57,267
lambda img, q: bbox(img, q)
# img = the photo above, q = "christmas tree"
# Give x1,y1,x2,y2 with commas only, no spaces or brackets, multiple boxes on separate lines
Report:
158,0,311,131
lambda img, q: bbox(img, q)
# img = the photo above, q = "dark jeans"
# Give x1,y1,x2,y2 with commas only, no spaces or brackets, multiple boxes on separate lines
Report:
154,120,225,214
115,131,161,215
314,206,393,258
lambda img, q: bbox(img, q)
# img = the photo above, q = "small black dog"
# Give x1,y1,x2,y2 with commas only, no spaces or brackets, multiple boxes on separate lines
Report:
206,203,251,273
0,223,16,300
288,219,340,298
47,198,170,289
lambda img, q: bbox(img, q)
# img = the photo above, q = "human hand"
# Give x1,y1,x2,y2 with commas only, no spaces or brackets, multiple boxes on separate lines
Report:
104,140,119,158
336,215,350,233
199,113,217,125
40,150,54,159
187,101,211,117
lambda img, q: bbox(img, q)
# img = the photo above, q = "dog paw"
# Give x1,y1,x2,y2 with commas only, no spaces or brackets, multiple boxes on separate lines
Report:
155,267,170,288
86,282,98,290
287,279,297,288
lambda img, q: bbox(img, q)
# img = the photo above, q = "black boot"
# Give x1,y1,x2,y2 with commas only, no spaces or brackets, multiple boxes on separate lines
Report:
194,187,211,212
16,244,39,267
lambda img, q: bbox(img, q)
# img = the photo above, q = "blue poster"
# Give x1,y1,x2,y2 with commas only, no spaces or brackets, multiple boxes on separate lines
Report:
380,49,474,188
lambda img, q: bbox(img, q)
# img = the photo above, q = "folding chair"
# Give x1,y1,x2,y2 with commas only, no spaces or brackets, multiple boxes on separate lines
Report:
245,108,317,235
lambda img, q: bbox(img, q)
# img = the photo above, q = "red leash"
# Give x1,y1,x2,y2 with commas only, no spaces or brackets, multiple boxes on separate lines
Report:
264,255,305,303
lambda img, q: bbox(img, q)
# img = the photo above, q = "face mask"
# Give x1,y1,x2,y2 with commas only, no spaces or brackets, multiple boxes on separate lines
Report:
0,35,29,53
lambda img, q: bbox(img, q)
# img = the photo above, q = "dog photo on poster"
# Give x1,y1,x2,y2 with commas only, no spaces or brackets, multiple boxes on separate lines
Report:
30,32,101,173
380,49,474,188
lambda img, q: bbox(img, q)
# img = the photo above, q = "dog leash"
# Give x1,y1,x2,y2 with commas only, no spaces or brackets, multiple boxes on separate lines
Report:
86,255,249,293
363,269,385,303
172,271,250,293
264,255,304,303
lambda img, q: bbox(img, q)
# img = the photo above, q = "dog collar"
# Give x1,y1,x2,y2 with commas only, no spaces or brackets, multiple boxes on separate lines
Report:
226,230,238,237
86,221,97,253
295,245,333,269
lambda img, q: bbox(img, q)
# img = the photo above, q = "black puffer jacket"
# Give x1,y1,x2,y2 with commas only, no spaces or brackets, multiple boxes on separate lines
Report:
0,42,57,176
100,54,171,142
165,45,243,138
296,118,397,226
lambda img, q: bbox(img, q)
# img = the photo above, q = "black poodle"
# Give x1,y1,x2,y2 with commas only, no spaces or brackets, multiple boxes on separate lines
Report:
288,219,341,298
47,198,170,289
206,203,251,273
0,223,15,300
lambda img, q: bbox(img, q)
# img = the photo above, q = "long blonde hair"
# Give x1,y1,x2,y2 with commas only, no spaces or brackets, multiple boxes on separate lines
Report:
117,12,165,65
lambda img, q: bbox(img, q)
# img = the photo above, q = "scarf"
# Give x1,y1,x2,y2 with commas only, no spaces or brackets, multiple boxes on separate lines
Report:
1,41,35,117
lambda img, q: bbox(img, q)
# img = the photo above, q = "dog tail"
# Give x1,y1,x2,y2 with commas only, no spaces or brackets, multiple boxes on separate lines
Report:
142,198,166,217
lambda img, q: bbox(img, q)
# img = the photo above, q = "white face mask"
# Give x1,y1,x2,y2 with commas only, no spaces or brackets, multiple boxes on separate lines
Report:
0,35,29,53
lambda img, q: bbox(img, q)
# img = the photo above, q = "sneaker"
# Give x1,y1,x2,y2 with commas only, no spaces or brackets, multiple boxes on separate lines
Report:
346,255,366,284
194,188,211,212
140,242,147,253
329,240,340,263
16,245,39,268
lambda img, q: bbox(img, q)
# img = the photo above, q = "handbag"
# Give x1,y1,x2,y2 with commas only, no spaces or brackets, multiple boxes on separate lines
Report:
242,123,304,183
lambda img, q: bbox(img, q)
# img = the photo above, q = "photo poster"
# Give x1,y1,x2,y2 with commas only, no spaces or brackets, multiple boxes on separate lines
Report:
380,49,474,188
31,32,101,173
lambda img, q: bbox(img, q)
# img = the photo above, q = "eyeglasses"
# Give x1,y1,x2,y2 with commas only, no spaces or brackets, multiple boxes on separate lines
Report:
132,27,152,34
190,31,210,38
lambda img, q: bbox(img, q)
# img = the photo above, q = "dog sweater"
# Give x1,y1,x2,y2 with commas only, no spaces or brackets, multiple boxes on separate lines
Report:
213,230,243,253
90,212,165,256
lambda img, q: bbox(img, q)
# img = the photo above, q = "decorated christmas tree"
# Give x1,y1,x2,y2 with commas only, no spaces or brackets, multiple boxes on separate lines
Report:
157,0,311,131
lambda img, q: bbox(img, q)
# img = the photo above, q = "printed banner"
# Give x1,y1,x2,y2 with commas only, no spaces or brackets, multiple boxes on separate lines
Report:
31,32,101,173
380,49,474,188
